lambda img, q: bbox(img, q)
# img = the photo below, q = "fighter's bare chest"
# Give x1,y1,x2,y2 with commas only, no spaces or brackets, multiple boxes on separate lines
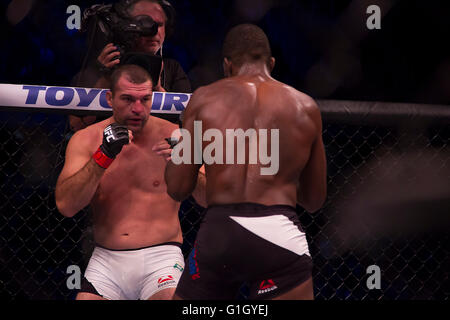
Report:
99,142,166,191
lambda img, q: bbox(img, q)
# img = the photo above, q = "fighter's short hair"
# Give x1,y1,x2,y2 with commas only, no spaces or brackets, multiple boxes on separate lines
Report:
109,64,152,94
222,24,272,67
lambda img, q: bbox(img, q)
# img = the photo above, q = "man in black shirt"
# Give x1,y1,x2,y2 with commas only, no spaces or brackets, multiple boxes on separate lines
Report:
71,0,191,131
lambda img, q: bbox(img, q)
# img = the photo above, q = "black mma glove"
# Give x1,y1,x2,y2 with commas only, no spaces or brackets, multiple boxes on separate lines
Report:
92,123,129,168
100,123,129,158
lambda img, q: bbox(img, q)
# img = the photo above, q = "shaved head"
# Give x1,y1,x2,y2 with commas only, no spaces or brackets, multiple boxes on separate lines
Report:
223,24,272,67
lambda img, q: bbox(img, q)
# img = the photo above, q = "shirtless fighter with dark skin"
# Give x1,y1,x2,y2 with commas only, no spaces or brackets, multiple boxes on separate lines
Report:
55,64,205,300
165,24,327,300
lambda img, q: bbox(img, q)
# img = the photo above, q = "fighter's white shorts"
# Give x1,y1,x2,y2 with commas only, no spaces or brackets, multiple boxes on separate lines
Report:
81,242,185,300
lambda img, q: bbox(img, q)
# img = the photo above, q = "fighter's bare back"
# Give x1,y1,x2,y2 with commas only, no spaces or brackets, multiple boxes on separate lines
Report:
187,74,324,208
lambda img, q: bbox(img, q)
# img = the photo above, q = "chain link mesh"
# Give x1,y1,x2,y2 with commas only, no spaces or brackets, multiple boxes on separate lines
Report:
0,110,448,300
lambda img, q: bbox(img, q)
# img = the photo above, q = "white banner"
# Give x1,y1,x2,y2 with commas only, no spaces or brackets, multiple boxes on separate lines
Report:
0,83,191,114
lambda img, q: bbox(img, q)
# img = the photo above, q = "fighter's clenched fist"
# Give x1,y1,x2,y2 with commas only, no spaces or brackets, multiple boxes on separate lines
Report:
101,123,130,158
93,123,130,168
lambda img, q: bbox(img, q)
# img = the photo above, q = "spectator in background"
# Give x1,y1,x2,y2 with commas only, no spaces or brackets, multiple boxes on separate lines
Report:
70,0,191,132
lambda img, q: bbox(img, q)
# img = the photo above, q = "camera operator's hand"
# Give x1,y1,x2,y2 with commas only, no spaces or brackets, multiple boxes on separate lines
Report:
153,60,166,92
97,43,121,69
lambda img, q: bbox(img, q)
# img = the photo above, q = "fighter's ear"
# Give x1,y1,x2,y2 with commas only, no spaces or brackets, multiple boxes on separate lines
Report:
106,90,113,108
223,57,232,77
269,57,275,73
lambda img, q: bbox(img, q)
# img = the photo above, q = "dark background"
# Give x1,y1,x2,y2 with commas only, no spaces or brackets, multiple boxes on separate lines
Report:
1,0,449,104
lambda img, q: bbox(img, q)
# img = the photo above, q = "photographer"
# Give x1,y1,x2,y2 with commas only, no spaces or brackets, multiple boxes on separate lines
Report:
70,0,191,131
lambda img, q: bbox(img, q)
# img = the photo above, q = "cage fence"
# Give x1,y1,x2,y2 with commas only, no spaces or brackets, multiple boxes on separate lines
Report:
0,100,448,300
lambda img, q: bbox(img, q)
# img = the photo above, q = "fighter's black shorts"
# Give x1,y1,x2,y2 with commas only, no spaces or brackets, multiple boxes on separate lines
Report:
175,203,312,300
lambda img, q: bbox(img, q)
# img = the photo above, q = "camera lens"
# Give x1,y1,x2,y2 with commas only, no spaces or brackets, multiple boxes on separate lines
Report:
133,15,158,37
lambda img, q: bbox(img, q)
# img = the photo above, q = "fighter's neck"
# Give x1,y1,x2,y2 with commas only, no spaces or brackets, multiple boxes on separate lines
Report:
235,62,271,77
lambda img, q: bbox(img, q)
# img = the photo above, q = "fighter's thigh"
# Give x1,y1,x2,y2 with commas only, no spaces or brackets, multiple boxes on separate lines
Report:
83,248,123,300
140,245,185,300
271,277,314,300
76,292,107,300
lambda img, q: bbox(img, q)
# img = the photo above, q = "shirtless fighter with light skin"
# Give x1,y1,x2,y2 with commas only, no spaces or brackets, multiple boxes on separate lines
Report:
165,24,327,300
55,64,205,300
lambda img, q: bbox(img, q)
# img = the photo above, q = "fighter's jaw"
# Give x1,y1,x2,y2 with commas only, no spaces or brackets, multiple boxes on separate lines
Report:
128,116,150,135
111,116,145,134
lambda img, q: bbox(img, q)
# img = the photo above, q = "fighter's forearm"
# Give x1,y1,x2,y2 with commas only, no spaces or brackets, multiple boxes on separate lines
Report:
297,143,327,213
165,162,198,202
55,159,105,217
297,167,327,213
191,170,207,207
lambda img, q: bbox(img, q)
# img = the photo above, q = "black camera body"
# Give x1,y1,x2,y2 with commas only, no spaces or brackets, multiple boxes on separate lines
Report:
82,3,158,54
81,3,163,85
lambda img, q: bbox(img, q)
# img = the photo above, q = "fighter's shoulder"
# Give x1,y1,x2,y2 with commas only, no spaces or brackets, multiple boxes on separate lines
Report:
298,92,319,113
280,84,319,113
275,83,321,122
187,83,217,107
68,119,107,148
152,116,178,134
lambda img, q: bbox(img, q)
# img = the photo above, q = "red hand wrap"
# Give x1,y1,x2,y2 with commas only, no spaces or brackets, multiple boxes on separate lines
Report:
92,147,114,169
